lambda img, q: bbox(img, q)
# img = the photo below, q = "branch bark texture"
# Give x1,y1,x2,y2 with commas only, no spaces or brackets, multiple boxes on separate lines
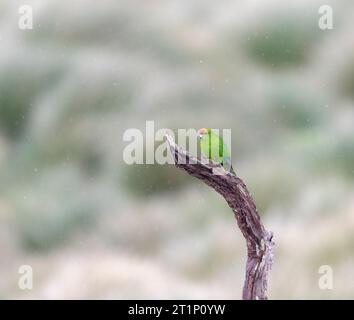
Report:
165,134,274,300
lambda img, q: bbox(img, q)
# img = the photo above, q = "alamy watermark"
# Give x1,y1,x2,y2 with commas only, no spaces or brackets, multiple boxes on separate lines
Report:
318,265,333,290
18,265,33,290
18,5,33,30
122,121,232,173
318,5,333,30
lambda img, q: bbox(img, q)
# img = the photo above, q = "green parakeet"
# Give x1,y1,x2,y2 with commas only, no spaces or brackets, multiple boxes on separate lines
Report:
198,128,235,175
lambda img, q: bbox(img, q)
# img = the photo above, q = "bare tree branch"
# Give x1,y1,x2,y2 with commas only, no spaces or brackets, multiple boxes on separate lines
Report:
164,134,274,300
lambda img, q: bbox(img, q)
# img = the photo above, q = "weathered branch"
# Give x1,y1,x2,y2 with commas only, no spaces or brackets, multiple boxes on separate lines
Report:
164,134,274,300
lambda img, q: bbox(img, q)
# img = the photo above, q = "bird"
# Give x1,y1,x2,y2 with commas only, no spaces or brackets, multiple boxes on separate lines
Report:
197,128,235,175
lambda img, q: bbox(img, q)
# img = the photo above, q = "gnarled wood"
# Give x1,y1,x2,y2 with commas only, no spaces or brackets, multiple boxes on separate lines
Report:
164,134,274,300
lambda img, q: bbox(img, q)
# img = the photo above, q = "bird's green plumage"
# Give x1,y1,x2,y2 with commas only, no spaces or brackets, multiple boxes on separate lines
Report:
199,128,235,174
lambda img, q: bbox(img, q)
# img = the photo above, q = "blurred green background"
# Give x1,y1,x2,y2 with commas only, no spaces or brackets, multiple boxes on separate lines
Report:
0,0,353,299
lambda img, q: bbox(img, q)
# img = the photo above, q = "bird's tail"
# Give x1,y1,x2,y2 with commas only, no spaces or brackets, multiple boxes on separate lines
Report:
222,157,236,175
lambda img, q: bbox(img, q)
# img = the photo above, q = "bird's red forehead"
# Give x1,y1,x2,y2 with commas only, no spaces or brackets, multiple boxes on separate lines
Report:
198,128,208,135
